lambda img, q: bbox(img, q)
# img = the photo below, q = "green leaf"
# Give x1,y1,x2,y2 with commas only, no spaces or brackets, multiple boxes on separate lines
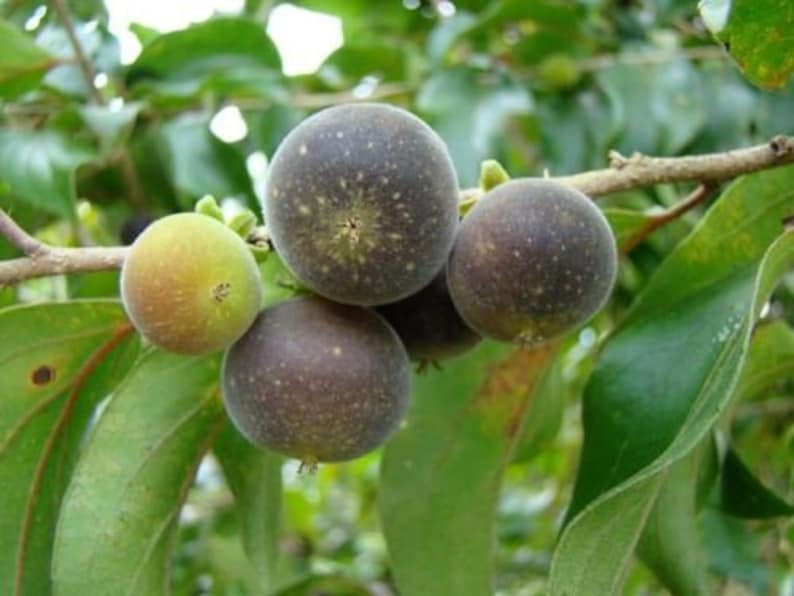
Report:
701,0,794,89
0,301,138,596
550,165,794,595
636,442,714,596
417,67,532,187
159,112,254,205
0,19,56,98
0,129,96,220
719,448,794,519
380,341,559,596
126,17,283,101
52,351,224,596
79,103,143,153
737,319,794,400
510,353,565,463
214,422,282,594
604,208,655,251
597,57,706,156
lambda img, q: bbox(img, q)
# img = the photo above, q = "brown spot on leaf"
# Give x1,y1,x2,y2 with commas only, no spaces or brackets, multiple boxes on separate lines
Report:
474,342,559,439
31,365,55,386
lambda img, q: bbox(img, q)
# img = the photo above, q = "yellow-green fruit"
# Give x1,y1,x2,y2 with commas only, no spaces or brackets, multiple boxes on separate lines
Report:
120,213,263,355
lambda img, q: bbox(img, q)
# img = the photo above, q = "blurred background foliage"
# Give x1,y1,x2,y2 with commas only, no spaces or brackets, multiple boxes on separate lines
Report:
1,1,794,595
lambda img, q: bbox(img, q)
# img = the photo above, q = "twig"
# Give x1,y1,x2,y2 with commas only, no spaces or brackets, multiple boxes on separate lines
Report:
461,136,794,200
50,0,146,208
0,210,45,256
621,183,719,254
49,0,104,105
2,136,794,285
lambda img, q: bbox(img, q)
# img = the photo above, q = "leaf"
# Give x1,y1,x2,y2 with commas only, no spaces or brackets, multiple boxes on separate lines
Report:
636,442,714,596
379,341,559,596
737,319,794,400
701,0,794,89
550,165,794,595
159,112,254,205
719,448,794,518
597,57,706,156
0,129,96,220
79,103,143,153
52,351,224,596
0,301,138,596
214,422,282,594
416,67,532,187
126,18,283,101
604,207,655,251
0,19,56,98
510,352,565,463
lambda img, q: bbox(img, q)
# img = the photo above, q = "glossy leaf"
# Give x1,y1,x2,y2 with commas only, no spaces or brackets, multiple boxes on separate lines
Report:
52,351,224,596
214,422,282,593
0,129,95,219
159,112,254,204
550,165,794,595
380,341,559,596
417,67,532,186
0,301,138,596
636,442,714,596
719,448,794,519
0,19,55,98
126,17,282,100
737,319,794,400
701,0,794,89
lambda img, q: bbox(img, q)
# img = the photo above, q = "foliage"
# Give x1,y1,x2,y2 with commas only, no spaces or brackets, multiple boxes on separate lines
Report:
1,1,793,595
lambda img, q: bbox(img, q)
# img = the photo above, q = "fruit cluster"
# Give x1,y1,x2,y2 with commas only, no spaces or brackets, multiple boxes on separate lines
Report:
120,102,617,466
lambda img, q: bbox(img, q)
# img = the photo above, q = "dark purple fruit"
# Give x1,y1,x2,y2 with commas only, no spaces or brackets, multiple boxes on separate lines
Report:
448,179,617,345
222,297,411,463
119,213,155,245
263,102,459,306
376,270,480,364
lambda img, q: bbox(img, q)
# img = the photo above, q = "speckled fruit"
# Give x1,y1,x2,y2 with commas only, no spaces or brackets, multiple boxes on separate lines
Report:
377,269,480,364
120,213,263,355
263,102,459,306
222,297,411,463
448,179,617,345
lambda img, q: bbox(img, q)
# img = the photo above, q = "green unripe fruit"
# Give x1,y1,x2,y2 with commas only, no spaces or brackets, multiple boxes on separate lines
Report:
448,179,617,345
376,270,480,364
263,102,459,306
120,213,263,355
222,297,410,463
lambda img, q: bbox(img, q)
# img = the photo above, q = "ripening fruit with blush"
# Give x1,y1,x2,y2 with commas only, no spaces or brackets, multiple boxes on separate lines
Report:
120,213,263,355
448,179,617,346
263,102,459,306
376,269,480,365
222,297,410,463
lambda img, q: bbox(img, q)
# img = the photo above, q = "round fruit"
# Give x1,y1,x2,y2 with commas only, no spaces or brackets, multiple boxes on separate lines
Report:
222,297,410,463
377,269,480,364
263,102,459,306
120,213,263,355
447,179,617,345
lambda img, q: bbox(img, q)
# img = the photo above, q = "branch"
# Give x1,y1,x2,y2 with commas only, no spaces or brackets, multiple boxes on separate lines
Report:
621,183,718,254
560,135,794,197
49,0,104,105
1,136,794,285
50,0,146,208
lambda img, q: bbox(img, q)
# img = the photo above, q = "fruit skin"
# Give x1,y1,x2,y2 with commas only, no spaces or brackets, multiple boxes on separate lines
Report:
376,269,480,364
263,102,459,306
447,179,617,345
222,297,410,463
120,213,263,355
